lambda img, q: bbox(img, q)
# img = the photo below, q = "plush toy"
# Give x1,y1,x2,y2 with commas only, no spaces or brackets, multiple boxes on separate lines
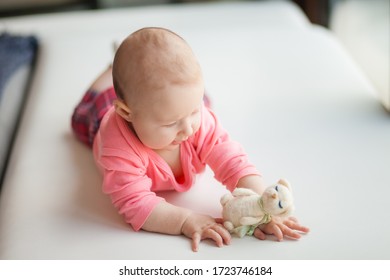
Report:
221,179,294,238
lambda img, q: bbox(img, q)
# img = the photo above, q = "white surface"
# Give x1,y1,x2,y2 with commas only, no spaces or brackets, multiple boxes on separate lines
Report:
330,0,390,110
0,1,389,260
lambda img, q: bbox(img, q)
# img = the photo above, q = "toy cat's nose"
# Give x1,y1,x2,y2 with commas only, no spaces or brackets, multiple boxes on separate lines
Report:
271,193,277,199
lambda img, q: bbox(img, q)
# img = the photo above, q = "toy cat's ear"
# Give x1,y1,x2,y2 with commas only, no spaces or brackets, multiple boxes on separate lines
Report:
278,179,291,190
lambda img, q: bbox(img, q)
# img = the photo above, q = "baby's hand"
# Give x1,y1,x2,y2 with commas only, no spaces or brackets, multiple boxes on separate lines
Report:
181,213,231,252
254,216,309,241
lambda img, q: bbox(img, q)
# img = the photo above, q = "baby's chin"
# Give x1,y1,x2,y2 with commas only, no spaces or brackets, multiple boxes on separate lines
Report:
152,142,180,152
166,141,182,150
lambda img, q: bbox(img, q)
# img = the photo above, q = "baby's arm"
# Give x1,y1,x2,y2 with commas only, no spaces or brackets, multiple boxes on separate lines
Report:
235,174,267,194
142,201,231,252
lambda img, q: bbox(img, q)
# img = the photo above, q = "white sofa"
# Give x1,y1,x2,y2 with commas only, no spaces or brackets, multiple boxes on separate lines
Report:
330,0,390,111
1,0,389,260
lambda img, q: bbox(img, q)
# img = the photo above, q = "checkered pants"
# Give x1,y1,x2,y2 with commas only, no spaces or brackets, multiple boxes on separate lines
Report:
71,87,116,147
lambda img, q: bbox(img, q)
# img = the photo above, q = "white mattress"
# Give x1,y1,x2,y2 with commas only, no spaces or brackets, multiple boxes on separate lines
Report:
0,0,389,260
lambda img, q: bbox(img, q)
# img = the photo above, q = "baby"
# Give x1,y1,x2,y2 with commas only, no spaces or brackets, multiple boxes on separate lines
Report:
72,27,309,252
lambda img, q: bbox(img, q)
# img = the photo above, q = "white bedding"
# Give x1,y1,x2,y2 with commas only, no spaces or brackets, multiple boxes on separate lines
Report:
0,0,389,260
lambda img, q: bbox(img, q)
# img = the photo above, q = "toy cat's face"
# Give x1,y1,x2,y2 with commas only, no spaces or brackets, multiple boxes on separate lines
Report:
262,181,294,217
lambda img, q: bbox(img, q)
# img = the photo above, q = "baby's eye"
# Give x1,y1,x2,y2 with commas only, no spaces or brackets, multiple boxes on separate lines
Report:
278,201,283,209
275,185,279,192
164,122,177,128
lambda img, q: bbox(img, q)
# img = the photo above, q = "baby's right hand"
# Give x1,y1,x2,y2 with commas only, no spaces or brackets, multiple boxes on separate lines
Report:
181,213,231,252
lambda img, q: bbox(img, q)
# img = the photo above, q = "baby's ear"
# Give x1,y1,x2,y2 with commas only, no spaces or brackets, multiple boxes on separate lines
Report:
114,99,133,122
278,179,291,190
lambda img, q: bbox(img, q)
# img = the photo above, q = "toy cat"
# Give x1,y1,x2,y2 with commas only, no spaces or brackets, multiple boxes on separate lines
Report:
221,179,294,237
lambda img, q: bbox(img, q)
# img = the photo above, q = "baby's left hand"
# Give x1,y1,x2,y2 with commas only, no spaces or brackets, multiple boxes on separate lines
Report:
254,216,309,241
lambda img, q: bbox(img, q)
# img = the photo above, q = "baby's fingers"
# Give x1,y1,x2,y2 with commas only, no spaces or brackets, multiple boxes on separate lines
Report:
253,227,266,240
192,232,201,252
202,228,224,248
211,224,231,246
284,218,310,233
191,226,231,252
271,224,284,241
280,224,302,240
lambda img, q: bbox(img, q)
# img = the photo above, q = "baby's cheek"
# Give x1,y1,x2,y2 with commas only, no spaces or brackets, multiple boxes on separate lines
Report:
193,119,201,134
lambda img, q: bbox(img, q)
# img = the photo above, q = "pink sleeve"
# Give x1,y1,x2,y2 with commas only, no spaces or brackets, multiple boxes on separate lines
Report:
194,107,261,191
98,151,164,231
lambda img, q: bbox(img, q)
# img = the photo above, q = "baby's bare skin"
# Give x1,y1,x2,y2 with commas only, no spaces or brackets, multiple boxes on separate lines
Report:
94,28,311,251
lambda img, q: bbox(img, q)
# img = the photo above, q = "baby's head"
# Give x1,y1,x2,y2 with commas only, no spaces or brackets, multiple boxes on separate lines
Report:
112,27,205,151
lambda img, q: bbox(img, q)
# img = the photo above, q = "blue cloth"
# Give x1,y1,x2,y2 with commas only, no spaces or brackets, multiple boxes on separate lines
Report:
0,32,38,101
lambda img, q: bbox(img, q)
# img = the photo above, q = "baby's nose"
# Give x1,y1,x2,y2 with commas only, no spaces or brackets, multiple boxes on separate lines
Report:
181,120,193,137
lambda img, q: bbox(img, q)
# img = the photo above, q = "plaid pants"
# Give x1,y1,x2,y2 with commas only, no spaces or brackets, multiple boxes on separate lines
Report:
71,87,116,147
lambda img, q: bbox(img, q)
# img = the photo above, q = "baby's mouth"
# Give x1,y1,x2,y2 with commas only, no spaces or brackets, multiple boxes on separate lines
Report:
172,138,188,145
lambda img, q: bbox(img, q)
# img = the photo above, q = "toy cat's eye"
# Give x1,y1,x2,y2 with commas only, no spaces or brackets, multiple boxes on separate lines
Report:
278,201,283,209
275,185,279,192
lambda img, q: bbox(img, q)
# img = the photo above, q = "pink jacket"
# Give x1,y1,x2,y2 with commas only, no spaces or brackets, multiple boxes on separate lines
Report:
93,105,260,230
